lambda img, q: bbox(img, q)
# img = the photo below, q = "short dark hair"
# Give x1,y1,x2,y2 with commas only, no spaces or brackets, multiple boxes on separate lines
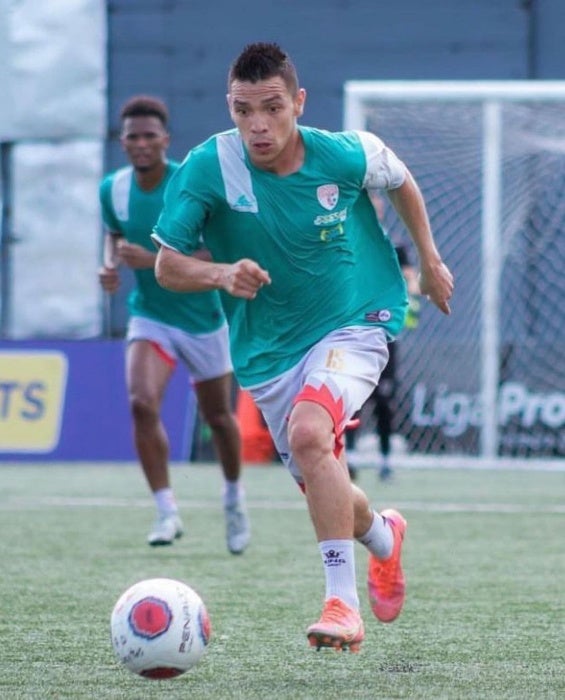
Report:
228,42,298,95
120,95,169,128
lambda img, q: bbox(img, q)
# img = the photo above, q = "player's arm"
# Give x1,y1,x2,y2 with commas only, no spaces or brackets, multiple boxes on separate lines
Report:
152,151,270,298
151,171,270,297
116,239,157,270
98,231,122,294
154,245,270,300
358,130,453,315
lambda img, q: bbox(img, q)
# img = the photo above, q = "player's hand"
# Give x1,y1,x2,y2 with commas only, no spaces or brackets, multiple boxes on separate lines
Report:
418,260,454,315
98,265,120,293
220,259,271,299
116,240,155,269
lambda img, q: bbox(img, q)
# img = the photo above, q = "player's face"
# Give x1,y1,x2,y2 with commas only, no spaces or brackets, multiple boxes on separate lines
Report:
228,77,305,173
120,116,169,172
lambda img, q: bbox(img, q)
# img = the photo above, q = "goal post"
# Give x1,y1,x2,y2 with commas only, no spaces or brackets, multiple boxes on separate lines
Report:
344,81,565,469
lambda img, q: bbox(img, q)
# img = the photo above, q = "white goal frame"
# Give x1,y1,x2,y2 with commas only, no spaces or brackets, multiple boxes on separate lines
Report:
344,81,565,470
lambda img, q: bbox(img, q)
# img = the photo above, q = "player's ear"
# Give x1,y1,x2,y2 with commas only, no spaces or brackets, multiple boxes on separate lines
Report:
295,88,306,118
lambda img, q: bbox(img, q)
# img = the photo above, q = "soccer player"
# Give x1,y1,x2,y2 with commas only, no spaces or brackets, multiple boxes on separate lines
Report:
98,95,250,554
152,44,453,651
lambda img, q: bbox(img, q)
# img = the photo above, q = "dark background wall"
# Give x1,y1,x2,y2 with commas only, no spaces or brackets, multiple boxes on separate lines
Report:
105,0,564,168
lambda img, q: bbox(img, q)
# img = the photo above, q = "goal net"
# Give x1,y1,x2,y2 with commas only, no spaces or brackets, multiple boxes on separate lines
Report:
344,81,565,469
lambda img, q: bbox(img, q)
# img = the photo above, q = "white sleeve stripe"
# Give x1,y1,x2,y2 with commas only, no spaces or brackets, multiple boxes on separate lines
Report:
217,132,258,213
150,232,179,252
356,130,407,190
110,166,133,221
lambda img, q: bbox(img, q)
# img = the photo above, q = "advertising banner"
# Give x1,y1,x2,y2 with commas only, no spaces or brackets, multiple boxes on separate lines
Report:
0,340,196,461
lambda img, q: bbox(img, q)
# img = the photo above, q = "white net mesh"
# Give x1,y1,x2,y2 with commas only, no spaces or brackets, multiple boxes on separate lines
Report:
345,84,565,464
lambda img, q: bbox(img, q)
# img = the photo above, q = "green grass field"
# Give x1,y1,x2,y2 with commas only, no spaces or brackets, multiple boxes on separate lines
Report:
1,463,563,699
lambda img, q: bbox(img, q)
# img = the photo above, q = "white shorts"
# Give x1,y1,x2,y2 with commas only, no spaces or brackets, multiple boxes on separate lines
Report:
127,316,233,383
249,325,390,482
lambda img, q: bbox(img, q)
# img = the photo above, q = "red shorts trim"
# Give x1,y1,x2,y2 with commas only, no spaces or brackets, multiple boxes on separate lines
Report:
293,383,346,458
148,340,176,369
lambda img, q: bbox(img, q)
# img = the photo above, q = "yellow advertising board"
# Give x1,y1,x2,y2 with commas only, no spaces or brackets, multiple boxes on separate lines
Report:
0,351,68,452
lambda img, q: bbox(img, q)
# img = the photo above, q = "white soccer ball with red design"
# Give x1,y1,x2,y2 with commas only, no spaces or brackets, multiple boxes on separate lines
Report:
110,577,211,679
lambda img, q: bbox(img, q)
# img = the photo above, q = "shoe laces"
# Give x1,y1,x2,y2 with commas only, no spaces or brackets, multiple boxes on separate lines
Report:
320,598,354,625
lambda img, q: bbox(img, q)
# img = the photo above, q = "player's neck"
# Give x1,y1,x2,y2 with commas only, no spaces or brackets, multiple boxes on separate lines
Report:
134,160,167,191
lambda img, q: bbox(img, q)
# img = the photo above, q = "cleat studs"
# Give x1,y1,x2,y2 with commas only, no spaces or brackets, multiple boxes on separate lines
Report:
307,630,362,652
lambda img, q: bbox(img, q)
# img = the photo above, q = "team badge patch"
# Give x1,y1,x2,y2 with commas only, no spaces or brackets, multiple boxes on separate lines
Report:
317,184,339,211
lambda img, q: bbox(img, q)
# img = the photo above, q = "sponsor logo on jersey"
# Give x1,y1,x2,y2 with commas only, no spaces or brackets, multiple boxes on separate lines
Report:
320,223,344,242
313,208,347,226
232,194,256,212
317,184,339,210
365,309,392,323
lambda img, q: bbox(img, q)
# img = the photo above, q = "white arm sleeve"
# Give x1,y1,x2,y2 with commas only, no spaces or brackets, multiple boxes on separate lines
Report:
356,130,407,190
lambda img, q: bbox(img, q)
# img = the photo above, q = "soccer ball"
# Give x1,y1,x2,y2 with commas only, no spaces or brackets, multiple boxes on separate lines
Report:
110,577,211,679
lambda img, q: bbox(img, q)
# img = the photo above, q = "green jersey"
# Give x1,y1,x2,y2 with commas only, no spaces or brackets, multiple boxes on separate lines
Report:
99,161,225,334
153,127,408,387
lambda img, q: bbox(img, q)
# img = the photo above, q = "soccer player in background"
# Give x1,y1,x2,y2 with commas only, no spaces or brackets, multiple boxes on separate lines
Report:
152,44,453,651
98,95,251,554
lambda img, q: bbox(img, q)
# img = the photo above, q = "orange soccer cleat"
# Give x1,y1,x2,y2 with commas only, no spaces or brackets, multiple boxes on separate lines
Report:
307,597,365,652
367,509,407,623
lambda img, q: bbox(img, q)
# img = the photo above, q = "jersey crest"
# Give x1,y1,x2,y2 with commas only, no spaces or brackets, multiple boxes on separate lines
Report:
317,184,339,211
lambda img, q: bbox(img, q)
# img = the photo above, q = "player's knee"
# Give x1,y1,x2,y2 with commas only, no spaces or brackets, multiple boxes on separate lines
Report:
129,393,159,423
288,414,332,459
205,409,236,434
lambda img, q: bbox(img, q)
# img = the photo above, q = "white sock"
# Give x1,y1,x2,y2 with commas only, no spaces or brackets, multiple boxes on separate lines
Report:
153,487,178,516
319,539,359,610
223,480,243,508
356,511,393,559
